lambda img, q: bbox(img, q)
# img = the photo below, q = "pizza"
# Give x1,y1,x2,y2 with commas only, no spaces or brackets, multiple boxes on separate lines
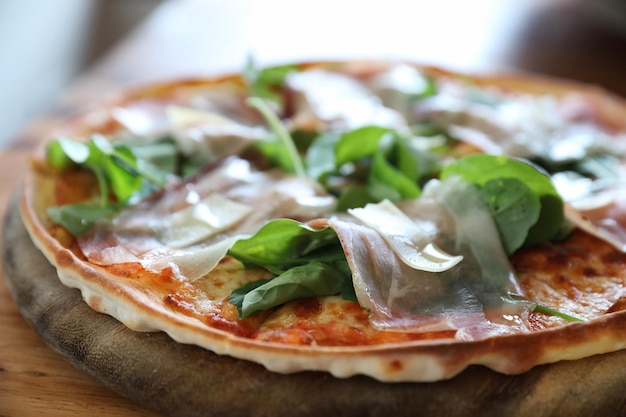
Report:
19,60,626,382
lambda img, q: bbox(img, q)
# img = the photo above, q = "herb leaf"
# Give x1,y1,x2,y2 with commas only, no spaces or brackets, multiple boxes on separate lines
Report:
478,178,540,254
230,261,353,318
47,204,120,235
533,303,586,322
509,295,586,322
334,126,392,167
247,97,306,177
228,219,356,318
243,57,297,104
368,143,421,201
228,219,341,274
309,126,421,209
46,137,89,169
228,278,273,314
441,154,564,253
305,132,341,181
45,136,176,234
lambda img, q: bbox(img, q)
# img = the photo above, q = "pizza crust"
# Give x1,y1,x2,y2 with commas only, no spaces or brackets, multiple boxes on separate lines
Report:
20,60,626,382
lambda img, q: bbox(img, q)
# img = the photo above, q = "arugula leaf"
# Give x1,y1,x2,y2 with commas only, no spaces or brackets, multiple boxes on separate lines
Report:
368,142,421,201
47,204,120,235
45,136,177,234
104,145,144,203
243,57,298,104
532,303,586,322
441,154,564,253
308,126,421,209
477,178,541,254
228,219,341,274
124,139,178,176
229,279,273,314
48,136,170,203
334,126,393,167
336,186,374,212
247,97,306,177
46,137,89,169
305,132,341,181
230,261,353,318
228,218,356,318
253,139,294,174
508,294,585,322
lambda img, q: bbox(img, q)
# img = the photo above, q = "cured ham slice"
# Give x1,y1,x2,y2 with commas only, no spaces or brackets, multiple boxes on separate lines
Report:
329,177,533,340
417,81,626,162
77,156,336,281
564,191,626,253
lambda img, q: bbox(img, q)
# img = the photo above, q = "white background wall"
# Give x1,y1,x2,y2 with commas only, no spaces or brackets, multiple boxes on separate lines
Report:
0,0,160,148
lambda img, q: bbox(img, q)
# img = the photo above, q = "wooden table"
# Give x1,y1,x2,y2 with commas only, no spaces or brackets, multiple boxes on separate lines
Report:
1,1,625,416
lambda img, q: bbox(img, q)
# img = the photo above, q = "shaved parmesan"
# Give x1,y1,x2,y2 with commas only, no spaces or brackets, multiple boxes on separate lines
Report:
348,199,463,272
140,235,248,282
286,69,408,131
162,194,252,248
166,106,267,159
112,102,170,138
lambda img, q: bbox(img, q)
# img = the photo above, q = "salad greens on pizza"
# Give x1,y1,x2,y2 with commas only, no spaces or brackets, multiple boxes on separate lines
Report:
43,61,626,339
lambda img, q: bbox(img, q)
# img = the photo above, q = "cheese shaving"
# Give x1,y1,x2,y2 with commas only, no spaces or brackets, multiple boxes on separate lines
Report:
348,199,463,272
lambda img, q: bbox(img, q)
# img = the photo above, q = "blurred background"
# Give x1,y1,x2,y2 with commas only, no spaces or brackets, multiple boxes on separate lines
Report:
0,0,625,149
0,0,163,148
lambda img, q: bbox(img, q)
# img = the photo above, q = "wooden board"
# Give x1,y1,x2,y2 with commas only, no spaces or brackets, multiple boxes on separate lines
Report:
3,191,626,417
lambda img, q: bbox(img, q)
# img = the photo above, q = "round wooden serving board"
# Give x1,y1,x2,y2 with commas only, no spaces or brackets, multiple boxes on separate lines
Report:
3,191,626,417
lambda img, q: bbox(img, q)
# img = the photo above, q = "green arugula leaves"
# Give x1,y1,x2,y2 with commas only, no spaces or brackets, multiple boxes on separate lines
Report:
44,62,572,324
246,97,306,177
230,261,354,319
45,135,175,234
243,57,298,106
228,219,355,318
307,126,422,210
442,154,564,254
47,203,126,236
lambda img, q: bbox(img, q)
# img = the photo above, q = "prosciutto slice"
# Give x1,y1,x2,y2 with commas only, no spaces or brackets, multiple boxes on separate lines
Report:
563,186,626,252
552,172,626,252
329,177,533,339
77,156,336,281
416,82,626,162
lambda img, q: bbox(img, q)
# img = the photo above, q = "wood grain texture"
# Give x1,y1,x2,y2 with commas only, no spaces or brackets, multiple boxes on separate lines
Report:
3,193,626,417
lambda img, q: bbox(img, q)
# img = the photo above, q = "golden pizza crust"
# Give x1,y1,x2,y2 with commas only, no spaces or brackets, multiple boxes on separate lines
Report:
19,60,626,382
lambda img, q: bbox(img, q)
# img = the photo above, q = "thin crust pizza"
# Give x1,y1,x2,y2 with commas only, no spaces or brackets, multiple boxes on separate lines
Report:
19,60,626,382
